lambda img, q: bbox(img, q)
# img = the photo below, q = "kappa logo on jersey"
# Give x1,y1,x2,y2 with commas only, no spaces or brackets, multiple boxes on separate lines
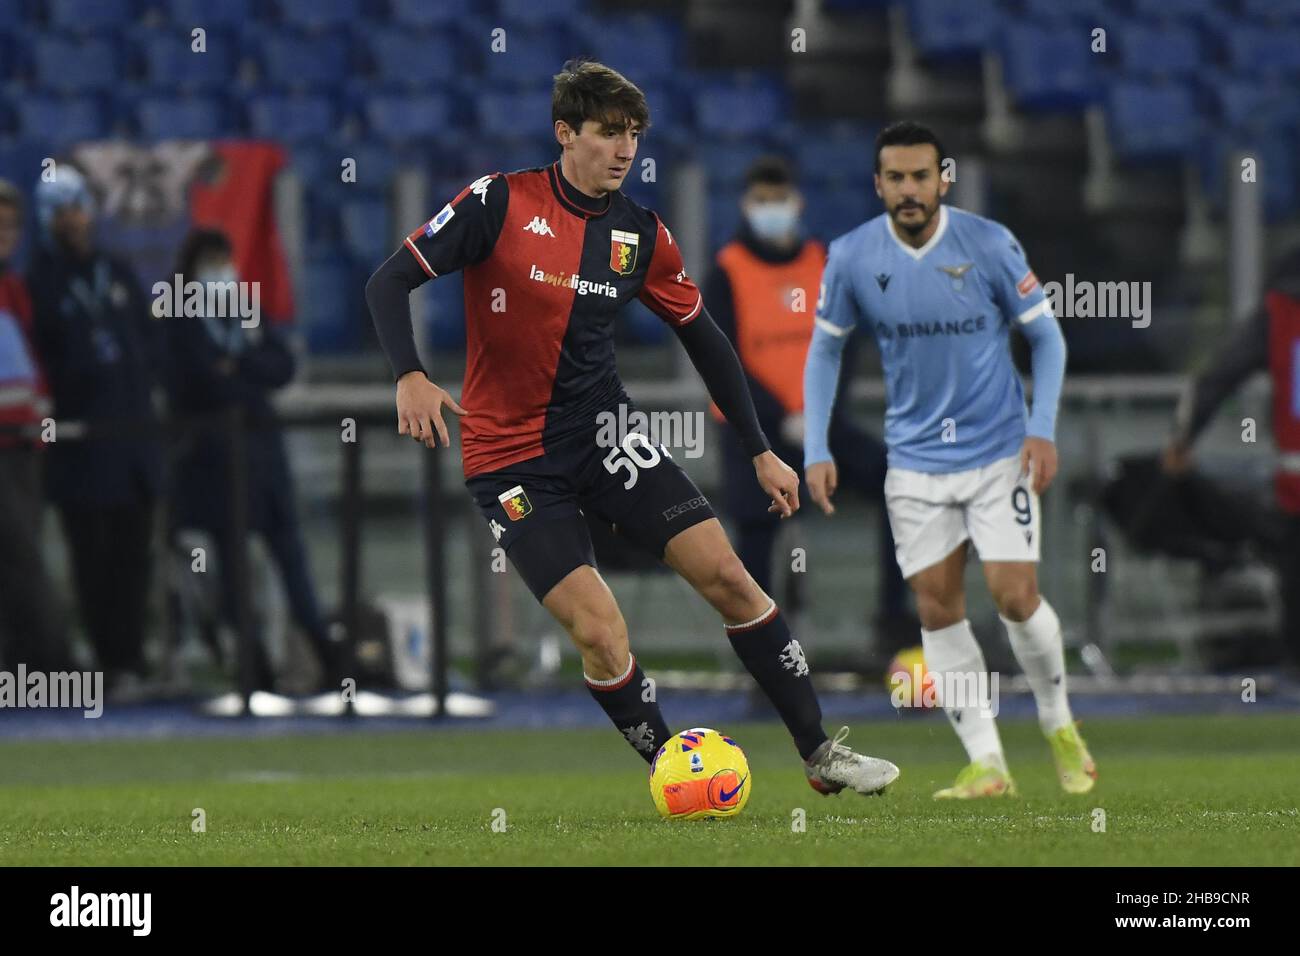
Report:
469,174,494,205
424,203,455,237
498,485,532,521
522,215,555,237
1017,270,1039,297
610,230,639,275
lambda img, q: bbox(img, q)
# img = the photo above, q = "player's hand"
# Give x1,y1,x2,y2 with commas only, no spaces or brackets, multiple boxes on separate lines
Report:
395,370,467,449
754,450,800,518
1162,441,1192,476
1020,437,1057,495
806,460,838,516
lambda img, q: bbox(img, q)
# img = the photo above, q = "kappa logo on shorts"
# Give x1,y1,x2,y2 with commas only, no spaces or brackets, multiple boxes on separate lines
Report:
498,485,532,521
661,495,707,522
488,518,506,541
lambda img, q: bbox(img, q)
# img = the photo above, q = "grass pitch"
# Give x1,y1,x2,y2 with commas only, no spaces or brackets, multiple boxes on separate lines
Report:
0,713,1296,865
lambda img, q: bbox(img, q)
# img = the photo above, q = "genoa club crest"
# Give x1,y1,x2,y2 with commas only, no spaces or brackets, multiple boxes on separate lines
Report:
497,485,532,521
610,229,639,275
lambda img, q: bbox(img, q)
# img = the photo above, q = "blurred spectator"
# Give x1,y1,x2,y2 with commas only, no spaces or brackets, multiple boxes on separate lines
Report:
27,165,163,690
165,228,344,692
702,156,912,653
0,178,75,673
1165,248,1300,675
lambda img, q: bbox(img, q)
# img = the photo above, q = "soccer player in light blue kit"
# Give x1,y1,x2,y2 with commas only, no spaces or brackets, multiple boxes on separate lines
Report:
804,122,1097,798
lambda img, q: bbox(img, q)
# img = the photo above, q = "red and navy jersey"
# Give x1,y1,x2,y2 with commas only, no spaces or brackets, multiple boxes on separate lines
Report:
403,161,702,478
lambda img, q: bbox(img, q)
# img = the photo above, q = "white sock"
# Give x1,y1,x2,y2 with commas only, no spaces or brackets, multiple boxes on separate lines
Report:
920,620,1007,772
1002,597,1074,734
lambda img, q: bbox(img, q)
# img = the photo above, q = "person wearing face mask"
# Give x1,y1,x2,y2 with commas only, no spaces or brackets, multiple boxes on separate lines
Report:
0,178,76,674
27,165,164,692
702,157,911,654
165,228,345,693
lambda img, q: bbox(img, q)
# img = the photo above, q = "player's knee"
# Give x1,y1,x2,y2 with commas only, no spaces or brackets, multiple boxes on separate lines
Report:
569,604,627,661
994,583,1039,622
915,592,963,631
711,551,761,606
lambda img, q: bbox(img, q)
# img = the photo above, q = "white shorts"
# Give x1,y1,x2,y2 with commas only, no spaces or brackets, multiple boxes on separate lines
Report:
884,453,1041,579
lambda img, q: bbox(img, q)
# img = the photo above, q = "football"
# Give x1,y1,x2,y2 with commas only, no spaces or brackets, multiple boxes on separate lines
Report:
887,645,937,710
649,728,751,820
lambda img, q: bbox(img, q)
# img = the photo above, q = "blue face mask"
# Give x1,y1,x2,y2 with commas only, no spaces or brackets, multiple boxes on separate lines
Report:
745,200,800,243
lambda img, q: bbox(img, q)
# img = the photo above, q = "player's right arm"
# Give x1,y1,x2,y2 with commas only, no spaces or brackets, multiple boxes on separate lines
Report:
803,243,861,515
365,173,508,449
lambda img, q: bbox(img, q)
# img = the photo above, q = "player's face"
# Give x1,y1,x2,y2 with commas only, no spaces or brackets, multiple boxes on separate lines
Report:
875,144,949,235
558,118,640,195
0,204,19,262
52,203,93,257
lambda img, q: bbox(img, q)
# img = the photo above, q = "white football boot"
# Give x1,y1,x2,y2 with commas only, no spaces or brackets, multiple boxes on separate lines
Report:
804,726,900,796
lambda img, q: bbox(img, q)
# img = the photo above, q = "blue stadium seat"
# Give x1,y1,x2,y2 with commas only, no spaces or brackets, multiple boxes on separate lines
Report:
803,184,879,244
1197,132,1298,220
1201,73,1300,133
574,16,681,81
496,0,584,30
1021,0,1110,20
364,93,454,141
388,0,476,28
139,30,239,91
907,0,998,59
694,75,785,138
365,27,460,87
18,96,109,143
164,0,255,27
246,94,337,140
1116,22,1201,77
48,0,136,32
1131,0,1218,20
424,269,465,350
695,139,787,190
1105,80,1199,161
1227,26,1300,75
340,198,391,266
256,30,354,90
481,30,570,84
620,300,669,346
793,123,879,185
475,88,558,138
277,0,364,31
707,189,744,252
629,82,690,139
999,23,1104,111
1241,0,1300,20
32,34,121,93
301,255,362,352
136,95,228,140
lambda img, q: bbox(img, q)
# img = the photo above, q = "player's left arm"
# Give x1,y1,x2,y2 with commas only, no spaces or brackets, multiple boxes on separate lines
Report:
638,215,800,517
988,226,1067,494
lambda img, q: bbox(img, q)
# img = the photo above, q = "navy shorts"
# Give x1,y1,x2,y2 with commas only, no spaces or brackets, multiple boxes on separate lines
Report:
465,420,716,603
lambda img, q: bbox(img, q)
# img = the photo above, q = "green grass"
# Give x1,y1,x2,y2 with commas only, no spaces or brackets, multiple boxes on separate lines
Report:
1,714,1297,865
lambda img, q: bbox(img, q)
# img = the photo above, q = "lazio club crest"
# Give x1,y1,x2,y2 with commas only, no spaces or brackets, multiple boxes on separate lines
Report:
939,262,974,292
498,485,532,521
610,229,639,275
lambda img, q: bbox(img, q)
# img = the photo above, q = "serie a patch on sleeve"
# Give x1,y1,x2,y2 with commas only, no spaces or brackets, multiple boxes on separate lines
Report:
424,203,455,237
1017,270,1039,297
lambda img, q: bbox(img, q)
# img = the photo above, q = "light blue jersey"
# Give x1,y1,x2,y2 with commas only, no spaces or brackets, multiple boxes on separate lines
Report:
804,204,1066,473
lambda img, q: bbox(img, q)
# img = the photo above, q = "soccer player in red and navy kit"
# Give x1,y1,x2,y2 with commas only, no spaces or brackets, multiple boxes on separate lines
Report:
366,60,898,796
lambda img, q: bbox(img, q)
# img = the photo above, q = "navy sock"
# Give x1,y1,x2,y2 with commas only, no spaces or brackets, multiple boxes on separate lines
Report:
726,602,828,760
586,654,672,764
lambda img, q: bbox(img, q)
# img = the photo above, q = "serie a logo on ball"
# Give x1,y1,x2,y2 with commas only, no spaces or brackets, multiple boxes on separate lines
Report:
649,728,751,820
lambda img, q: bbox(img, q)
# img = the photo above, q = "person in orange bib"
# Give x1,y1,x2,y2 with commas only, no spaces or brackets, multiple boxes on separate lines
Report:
702,157,911,651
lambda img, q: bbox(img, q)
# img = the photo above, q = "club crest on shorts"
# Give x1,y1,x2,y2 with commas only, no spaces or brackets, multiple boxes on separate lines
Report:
610,230,639,275
498,485,532,521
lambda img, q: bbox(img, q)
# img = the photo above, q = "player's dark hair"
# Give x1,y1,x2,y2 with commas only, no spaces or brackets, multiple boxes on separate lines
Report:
552,59,651,136
0,178,22,217
175,227,232,278
874,121,946,174
744,155,795,189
